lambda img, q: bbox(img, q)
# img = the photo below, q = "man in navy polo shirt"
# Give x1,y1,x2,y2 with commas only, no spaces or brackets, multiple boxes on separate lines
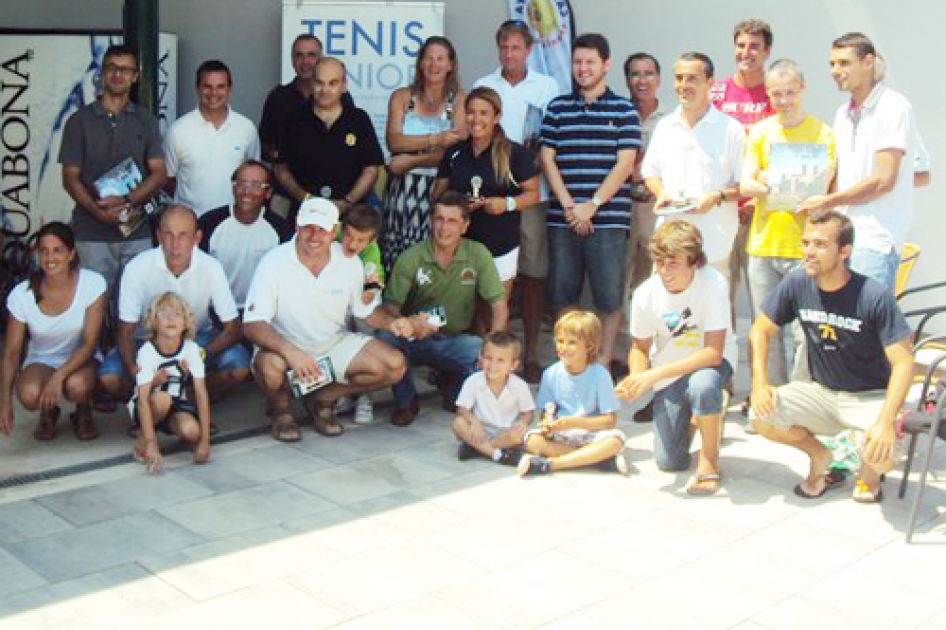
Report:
540,33,641,370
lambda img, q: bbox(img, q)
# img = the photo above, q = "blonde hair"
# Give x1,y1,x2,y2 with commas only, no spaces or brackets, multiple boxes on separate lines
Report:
142,291,196,341
554,310,602,363
649,220,707,268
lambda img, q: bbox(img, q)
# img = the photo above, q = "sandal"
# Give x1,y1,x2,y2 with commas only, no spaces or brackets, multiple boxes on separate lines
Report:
268,407,301,443
686,472,723,496
852,479,884,504
306,398,344,438
793,469,847,499
33,407,60,441
71,406,99,441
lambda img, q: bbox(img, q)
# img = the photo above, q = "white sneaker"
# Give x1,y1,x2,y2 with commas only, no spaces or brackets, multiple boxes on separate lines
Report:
353,395,374,424
334,396,355,415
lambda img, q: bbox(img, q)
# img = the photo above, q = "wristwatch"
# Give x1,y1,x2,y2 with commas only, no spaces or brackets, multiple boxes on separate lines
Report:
505,196,517,213
592,194,603,208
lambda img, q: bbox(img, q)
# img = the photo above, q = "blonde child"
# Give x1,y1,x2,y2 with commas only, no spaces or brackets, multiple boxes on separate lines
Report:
131,292,211,473
452,331,534,466
519,310,629,476
334,204,385,423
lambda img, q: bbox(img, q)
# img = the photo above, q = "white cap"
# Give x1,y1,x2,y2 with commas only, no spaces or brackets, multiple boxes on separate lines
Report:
296,197,339,230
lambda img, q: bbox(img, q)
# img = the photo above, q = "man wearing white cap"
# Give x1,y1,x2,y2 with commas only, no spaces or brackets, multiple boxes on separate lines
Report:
244,198,414,442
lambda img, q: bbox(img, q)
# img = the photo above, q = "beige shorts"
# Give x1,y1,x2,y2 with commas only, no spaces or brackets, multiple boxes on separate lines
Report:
254,332,372,385
518,201,549,279
752,380,886,435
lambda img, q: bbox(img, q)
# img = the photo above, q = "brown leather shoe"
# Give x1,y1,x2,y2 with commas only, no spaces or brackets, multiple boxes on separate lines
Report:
390,397,420,427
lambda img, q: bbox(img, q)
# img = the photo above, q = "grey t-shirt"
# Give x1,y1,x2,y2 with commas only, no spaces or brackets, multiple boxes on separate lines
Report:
58,100,164,242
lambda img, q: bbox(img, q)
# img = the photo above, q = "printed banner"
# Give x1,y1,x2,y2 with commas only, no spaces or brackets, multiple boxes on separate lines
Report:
281,1,446,149
0,31,178,237
507,0,574,95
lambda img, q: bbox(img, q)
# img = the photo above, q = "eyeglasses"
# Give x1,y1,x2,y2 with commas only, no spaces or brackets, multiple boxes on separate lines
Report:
104,63,137,76
156,310,185,320
234,180,271,191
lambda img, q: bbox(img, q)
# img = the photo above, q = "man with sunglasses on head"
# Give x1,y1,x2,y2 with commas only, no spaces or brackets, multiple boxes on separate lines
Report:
198,160,292,311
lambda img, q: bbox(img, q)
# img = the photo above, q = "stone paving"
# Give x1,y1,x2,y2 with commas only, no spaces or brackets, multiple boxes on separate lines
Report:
1,321,946,628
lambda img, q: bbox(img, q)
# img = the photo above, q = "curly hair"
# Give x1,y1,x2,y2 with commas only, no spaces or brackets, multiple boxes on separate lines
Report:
142,292,196,341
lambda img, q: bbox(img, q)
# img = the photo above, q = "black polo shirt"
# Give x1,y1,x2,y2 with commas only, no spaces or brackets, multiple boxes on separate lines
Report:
278,103,384,211
437,139,538,256
259,79,355,162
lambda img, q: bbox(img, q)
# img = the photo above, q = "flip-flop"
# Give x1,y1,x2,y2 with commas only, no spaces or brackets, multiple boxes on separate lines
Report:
268,408,301,443
312,415,344,437
852,479,884,504
686,472,722,496
793,469,847,499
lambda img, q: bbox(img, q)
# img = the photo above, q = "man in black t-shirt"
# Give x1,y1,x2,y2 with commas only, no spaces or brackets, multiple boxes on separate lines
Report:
749,209,913,504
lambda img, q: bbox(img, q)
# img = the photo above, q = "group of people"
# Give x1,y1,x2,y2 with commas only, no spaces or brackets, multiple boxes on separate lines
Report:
0,18,925,503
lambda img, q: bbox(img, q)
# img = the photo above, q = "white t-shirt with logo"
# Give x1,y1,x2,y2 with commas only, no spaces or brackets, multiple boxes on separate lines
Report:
630,265,738,391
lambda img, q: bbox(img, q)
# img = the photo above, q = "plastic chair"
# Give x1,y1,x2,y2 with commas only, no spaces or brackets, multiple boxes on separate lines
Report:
894,242,921,300
899,336,946,542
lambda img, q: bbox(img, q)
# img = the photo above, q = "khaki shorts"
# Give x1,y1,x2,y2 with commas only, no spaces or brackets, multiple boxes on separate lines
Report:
518,201,549,279
253,332,371,385
752,380,886,435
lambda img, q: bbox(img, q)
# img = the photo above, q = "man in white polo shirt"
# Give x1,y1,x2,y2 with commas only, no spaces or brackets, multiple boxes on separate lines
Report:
474,19,560,383
643,52,744,277
798,33,916,291
243,198,414,442
100,205,250,407
164,60,260,217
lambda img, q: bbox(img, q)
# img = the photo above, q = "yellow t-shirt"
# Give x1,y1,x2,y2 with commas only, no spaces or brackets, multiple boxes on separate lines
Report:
746,116,836,258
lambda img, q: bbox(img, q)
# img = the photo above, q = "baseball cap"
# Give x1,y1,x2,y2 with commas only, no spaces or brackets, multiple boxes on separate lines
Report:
296,197,339,230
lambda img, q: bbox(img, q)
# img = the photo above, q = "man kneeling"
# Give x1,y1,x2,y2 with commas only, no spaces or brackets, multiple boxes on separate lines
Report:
243,198,413,441
749,209,913,503
617,220,738,495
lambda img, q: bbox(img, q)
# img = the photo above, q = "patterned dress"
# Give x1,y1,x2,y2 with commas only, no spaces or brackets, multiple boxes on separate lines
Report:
380,94,454,272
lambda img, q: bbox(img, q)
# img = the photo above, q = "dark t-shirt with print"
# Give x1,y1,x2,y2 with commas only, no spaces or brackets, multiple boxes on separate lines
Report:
763,269,911,392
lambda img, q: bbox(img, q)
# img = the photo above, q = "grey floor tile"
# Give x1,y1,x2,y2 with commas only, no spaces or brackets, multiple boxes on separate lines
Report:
175,444,334,493
0,563,192,628
282,508,416,557
0,500,73,545
36,472,213,526
0,548,47,598
332,596,503,629
437,550,632,628
134,579,349,630
157,480,336,539
287,539,486,616
140,525,340,601
5,513,204,583
287,454,456,505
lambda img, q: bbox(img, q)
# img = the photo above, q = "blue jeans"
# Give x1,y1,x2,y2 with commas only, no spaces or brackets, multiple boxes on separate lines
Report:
377,330,482,408
547,226,627,314
652,360,733,472
849,246,898,291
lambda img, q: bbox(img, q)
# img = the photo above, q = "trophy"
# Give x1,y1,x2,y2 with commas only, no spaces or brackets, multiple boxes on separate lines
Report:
469,176,483,201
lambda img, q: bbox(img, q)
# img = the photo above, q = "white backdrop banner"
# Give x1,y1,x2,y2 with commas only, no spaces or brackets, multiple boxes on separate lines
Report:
281,1,445,149
507,0,573,95
0,32,177,238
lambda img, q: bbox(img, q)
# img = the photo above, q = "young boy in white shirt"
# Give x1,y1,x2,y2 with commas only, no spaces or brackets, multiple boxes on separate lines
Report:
453,331,535,465
617,220,738,496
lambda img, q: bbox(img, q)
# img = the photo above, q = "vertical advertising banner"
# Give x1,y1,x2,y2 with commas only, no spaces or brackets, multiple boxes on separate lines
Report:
507,0,573,95
0,31,177,237
281,1,445,148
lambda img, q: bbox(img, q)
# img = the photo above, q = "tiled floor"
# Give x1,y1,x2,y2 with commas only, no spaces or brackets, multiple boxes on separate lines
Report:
2,319,946,628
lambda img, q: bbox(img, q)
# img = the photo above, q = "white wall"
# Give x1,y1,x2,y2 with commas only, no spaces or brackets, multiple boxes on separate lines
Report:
3,0,942,309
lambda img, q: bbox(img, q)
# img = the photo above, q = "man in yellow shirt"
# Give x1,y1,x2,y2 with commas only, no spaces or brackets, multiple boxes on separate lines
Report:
740,59,836,385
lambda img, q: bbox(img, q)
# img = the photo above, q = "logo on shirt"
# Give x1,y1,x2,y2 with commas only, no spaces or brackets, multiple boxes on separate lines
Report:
798,309,862,333
460,268,477,285
663,307,695,338
416,267,432,286
345,133,357,147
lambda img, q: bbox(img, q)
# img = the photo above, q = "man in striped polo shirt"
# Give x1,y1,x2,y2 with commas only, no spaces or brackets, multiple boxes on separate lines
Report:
540,33,641,369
